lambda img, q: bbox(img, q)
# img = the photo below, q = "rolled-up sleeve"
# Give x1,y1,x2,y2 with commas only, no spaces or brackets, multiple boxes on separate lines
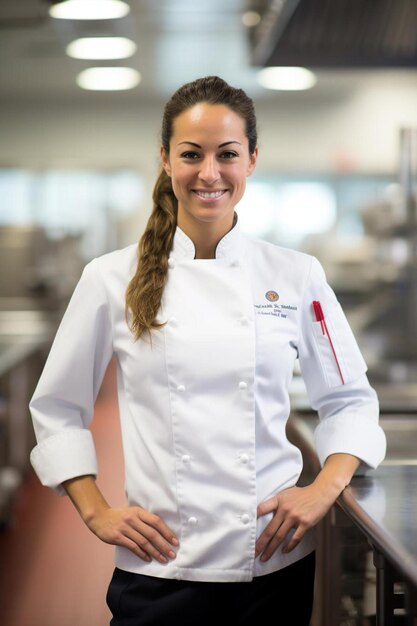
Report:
297,256,386,470
29,259,114,493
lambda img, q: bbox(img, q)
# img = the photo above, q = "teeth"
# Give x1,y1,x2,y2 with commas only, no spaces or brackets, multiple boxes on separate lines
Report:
195,190,224,199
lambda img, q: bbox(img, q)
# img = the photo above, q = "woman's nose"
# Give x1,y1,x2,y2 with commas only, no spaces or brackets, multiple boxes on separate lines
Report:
198,156,220,184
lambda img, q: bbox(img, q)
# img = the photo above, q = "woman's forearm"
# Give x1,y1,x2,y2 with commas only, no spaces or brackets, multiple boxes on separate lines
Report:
62,474,179,563
62,474,110,525
312,452,361,501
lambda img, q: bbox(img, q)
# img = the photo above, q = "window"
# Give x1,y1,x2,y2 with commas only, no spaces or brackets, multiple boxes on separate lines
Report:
237,173,396,250
0,169,144,259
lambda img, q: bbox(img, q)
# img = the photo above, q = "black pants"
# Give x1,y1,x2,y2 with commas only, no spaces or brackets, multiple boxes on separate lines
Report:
106,551,315,626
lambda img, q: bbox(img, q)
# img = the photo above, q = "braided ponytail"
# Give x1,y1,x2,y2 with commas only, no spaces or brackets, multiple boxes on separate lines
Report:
125,169,177,339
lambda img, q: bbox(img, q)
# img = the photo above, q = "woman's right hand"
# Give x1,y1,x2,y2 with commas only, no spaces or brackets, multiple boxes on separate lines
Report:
86,505,179,564
62,475,179,564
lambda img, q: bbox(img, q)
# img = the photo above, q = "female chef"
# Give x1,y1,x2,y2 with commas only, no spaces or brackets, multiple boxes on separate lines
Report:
29,75,386,625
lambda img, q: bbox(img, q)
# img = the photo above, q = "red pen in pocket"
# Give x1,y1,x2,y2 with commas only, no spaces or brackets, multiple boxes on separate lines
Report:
312,300,345,384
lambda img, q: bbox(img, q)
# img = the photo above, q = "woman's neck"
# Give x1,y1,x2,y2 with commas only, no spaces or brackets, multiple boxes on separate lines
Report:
178,213,236,259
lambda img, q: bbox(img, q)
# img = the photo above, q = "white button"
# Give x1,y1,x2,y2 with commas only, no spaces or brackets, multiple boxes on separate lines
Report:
240,454,249,464
170,317,178,326
230,259,240,267
238,381,247,390
182,454,190,463
241,514,250,524
177,384,186,392
240,316,250,325
168,258,175,268
188,516,198,525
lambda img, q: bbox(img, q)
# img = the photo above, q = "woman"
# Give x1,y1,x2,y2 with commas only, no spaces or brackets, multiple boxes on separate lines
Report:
29,76,386,625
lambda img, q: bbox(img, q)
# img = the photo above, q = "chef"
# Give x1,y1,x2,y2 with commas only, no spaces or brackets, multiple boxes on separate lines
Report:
29,75,386,626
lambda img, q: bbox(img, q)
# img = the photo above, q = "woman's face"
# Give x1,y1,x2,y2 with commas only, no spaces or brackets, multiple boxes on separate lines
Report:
161,103,258,231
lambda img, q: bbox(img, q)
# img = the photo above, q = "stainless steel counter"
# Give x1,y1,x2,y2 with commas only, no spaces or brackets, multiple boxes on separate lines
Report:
0,308,55,526
340,466,417,586
0,309,55,376
0,336,47,378
287,408,417,625
339,466,417,625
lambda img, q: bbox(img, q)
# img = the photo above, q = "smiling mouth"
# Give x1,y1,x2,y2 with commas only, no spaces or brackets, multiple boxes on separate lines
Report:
193,190,227,200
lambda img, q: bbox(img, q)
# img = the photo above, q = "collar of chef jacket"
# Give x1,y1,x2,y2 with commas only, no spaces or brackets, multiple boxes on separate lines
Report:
169,212,244,264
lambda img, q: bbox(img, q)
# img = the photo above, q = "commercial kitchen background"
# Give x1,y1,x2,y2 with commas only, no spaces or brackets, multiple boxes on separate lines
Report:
1,1,417,625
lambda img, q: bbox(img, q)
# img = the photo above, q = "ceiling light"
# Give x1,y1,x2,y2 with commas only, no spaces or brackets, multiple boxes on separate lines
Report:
242,11,261,27
76,67,141,91
257,67,317,91
49,0,130,20
67,37,136,60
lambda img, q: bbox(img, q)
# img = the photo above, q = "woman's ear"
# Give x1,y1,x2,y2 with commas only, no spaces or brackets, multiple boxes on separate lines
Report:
247,145,259,177
160,145,171,177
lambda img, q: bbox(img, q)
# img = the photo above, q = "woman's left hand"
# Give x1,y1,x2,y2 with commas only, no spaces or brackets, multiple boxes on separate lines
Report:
255,453,360,561
255,453,361,561
255,483,335,561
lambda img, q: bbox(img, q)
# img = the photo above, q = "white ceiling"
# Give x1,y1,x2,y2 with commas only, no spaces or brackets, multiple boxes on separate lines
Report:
0,0,272,103
1,1,417,178
2,0,411,106
2,0,417,156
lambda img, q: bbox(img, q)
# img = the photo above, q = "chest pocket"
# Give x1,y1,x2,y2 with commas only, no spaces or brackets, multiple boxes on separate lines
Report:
311,302,367,388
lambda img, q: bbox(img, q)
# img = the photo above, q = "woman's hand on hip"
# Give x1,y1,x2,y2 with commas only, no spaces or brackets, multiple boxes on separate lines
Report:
62,475,179,564
255,453,361,561
255,484,333,561
87,505,179,564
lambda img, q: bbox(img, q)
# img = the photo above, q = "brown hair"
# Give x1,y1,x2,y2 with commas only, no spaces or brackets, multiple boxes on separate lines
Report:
125,75,258,340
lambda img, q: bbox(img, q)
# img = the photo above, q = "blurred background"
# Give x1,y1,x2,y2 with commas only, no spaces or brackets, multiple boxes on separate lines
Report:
0,1,417,625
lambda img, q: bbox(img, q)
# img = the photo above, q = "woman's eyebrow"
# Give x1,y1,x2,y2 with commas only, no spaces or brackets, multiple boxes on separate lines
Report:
177,141,242,148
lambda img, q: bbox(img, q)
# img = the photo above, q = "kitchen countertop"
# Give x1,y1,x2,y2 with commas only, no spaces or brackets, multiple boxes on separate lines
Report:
0,310,55,377
287,406,417,591
339,465,417,588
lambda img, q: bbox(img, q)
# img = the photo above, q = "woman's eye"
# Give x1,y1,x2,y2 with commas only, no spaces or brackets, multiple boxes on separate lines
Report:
181,151,200,160
221,151,238,159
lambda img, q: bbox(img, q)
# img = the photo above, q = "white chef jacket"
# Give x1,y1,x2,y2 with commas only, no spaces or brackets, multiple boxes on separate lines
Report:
29,216,386,583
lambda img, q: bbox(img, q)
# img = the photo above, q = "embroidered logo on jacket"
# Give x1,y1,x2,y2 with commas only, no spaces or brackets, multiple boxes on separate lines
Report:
255,293,298,319
265,290,279,302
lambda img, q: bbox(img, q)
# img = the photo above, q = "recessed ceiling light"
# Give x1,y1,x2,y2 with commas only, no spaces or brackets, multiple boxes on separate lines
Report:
49,0,130,20
242,11,261,27
76,67,141,91
67,37,137,60
257,67,317,91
